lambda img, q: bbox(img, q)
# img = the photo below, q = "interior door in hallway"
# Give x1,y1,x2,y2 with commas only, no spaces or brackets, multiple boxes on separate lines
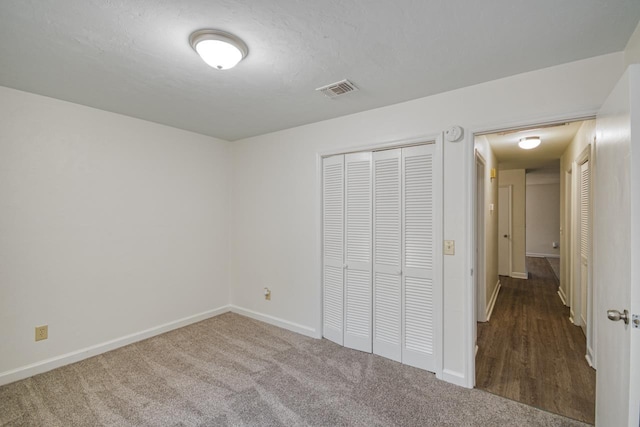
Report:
498,186,512,276
594,65,639,427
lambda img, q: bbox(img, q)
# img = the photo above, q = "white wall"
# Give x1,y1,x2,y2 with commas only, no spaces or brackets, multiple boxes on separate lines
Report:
474,136,499,316
498,169,527,277
0,86,232,383
625,20,640,67
229,52,625,387
526,171,560,258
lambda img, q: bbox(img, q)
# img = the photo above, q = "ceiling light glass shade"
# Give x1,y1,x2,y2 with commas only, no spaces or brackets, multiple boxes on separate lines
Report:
189,30,248,70
518,136,541,150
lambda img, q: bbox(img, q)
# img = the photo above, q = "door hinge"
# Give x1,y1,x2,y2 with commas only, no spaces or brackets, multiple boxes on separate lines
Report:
470,268,473,276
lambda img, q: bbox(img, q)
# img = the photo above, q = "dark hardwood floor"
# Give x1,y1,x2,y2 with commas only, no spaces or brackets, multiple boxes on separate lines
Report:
476,257,596,424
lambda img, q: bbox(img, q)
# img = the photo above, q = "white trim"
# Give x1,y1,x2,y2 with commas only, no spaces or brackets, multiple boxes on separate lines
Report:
230,305,319,339
475,151,487,323
558,287,568,306
317,133,440,158
0,305,231,387
585,352,594,369
315,152,324,340
442,368,467,387
511,272,528,279
526,252,560,258
485,281,501,321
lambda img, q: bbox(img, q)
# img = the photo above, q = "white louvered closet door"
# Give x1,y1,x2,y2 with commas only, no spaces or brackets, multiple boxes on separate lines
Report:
344,152,373,352
372,149,403,362
322,155,344,345
580,160,590,264
402,144,438,372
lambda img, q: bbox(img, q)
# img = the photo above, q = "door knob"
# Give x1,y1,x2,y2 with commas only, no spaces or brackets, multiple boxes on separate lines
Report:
503,234,508,238
607,309,629,325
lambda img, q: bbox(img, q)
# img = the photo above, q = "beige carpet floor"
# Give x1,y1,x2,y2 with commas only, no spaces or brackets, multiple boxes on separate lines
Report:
1,313,587,426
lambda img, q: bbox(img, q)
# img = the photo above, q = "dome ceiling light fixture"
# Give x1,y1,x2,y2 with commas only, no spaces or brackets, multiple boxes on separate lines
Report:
518,136,541,150
189,29,248,70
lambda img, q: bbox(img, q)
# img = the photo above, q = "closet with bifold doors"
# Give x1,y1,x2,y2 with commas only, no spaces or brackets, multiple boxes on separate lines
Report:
322,140,441,373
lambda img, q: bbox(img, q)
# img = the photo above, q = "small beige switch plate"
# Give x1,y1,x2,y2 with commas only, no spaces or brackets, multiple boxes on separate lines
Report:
444,240,455,255
264,287,271,301
35,325,48,341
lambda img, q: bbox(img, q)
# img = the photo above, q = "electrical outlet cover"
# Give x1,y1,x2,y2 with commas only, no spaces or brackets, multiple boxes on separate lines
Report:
35,325,48,341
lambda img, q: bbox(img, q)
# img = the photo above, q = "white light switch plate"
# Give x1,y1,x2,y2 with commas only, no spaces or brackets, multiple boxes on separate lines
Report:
444,240,455,255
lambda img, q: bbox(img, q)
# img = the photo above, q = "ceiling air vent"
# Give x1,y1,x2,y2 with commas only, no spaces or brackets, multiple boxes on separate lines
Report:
315,79,358,99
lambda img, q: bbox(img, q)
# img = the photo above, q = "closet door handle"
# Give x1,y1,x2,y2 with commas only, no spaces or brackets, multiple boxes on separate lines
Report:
343,263,348,269
396,269,402,275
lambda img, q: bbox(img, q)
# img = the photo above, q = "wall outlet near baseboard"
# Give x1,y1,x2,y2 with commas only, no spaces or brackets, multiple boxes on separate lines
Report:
35,325,48,342
264,288,271,301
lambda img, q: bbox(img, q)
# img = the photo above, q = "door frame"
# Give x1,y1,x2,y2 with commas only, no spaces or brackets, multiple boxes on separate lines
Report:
465,112,596,388
316,132,444,379
561,167,572,309
475,151,487,324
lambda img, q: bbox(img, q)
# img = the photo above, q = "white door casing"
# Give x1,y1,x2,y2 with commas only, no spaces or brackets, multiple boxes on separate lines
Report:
476,153,487,323
498,186,512,277
594,66,639,427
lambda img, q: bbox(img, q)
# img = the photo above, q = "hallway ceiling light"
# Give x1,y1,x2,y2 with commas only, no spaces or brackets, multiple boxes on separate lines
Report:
518,136,541,150
189,29,248,70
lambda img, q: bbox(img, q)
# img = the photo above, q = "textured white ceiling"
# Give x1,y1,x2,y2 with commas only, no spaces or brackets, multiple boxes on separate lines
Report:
0,1,639,141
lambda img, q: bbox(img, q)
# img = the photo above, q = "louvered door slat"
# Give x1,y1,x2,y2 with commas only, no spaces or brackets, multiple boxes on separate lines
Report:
344,152,372,352
580,161,589,261
402,144,438,372
373,149,402,362
322,155,344,345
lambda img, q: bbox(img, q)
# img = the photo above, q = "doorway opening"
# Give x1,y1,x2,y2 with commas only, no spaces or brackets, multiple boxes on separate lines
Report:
472,118,596,423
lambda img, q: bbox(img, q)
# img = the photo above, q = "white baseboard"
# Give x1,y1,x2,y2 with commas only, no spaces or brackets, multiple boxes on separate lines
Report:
558,287,568,306
441,368,469,388
0,305,231,387
511,272,528,279
229,305,319,339
569,309,575,324
485,280,501,321
526,252,560,258
585,349,595,369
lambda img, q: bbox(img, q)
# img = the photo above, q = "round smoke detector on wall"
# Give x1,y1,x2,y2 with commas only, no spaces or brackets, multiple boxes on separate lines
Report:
445,125,464,142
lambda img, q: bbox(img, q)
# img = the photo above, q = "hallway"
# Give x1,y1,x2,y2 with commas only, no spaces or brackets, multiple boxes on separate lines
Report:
476,257,596,424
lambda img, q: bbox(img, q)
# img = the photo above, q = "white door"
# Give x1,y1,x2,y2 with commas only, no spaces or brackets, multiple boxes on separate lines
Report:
498,186,512,276
594,66,639,426
579,159,590,336
401,144,440,372
373,148,403,362
322,155,344,345
344,152,372,353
